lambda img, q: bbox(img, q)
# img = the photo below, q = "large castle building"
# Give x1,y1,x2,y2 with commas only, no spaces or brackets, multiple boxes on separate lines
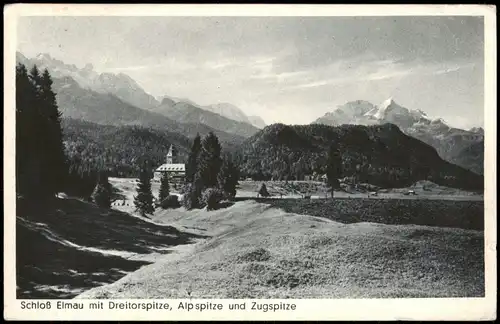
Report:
153,145,185,188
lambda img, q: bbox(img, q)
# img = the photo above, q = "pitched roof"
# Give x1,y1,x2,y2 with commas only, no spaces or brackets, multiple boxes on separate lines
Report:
156,163,186,172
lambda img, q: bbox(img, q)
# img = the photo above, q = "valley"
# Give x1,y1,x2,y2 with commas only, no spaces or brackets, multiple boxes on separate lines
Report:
14,51,487,301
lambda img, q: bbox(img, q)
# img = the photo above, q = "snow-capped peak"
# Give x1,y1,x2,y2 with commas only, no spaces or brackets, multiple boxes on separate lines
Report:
367,97,404,120
380,97,395,109
415,109,428,118
429,118,450,130
431,118,446,124
469,126,484,134
36,53,53,61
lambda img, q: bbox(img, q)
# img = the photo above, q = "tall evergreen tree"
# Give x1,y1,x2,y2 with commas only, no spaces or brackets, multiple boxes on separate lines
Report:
158,172,170,203
217,155,239,198
197,132,222,189
16,63,38,198
40,68,67,196
16,64,68,202
134,166,155,216
326,144,342,198
185,133,201,183
28,64,42,94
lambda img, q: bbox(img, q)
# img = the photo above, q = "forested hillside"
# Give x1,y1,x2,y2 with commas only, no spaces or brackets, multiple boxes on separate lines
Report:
62,118,192,177
233,123,483,191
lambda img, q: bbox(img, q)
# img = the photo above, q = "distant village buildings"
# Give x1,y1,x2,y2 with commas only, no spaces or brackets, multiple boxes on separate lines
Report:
153,145,185,188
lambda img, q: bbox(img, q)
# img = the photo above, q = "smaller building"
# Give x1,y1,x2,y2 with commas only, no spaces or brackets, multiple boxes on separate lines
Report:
153,145,186,188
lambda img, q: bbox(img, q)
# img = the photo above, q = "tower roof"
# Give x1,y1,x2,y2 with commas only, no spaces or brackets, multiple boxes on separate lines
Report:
156,163,185,172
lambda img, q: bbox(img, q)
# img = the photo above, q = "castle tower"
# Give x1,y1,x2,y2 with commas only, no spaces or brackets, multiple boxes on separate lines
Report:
166,145,175,164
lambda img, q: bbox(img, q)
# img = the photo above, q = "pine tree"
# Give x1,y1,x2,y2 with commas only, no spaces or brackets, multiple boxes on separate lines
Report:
158,172,170,203
16,63,38,199
16,64,69,202
40,68,68,196
28,64,42,94
197,132,222,189
134,167,155,216
91,171,112,208
217,157,229,194
218,155,239,198
326,144,342,198
181,175,203,210
185,133,201,183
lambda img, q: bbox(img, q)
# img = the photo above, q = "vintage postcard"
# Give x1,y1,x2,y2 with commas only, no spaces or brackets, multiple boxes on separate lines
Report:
3,4,497,321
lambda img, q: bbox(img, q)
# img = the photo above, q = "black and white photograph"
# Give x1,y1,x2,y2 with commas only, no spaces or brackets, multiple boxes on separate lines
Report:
4,4,496,321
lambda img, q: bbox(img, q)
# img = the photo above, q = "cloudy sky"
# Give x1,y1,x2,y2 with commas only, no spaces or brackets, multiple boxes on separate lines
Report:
17,15,484,128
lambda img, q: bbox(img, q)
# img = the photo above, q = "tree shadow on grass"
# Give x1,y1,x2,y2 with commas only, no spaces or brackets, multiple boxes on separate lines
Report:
18,198,209,254
16,197,211,299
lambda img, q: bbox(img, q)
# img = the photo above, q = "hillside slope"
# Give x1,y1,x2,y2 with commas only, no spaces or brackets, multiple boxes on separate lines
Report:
151,100,260,138
234,123,483,190
448,140,484,175
16,197,204,298
76,200,484,298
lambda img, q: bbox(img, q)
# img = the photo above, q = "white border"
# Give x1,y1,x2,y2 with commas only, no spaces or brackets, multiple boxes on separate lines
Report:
3,4,497,321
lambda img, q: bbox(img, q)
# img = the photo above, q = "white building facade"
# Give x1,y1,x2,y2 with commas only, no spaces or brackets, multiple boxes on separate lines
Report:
153,145,186,188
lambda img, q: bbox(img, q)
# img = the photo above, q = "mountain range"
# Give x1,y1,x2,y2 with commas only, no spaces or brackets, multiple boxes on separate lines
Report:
49,75,245,147
15,51,484,179
15,52,266,134
313,98,484,175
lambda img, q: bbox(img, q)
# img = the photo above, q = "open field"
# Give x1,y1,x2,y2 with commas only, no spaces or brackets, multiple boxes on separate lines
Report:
77,200,484,299
260,198,484,230
236,180,484,201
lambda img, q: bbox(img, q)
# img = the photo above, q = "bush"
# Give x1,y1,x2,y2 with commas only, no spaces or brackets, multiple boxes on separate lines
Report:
160,195,181,209
202,188,225,211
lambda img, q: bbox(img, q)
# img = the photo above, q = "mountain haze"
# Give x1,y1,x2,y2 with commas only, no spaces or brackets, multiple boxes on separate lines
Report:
156,97,267,129
151,100,260,138
204,102,252,124
247,115,267,129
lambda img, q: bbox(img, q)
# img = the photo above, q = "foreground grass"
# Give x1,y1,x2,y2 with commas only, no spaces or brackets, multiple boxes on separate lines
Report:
77,200,484,299
16,198,205,298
